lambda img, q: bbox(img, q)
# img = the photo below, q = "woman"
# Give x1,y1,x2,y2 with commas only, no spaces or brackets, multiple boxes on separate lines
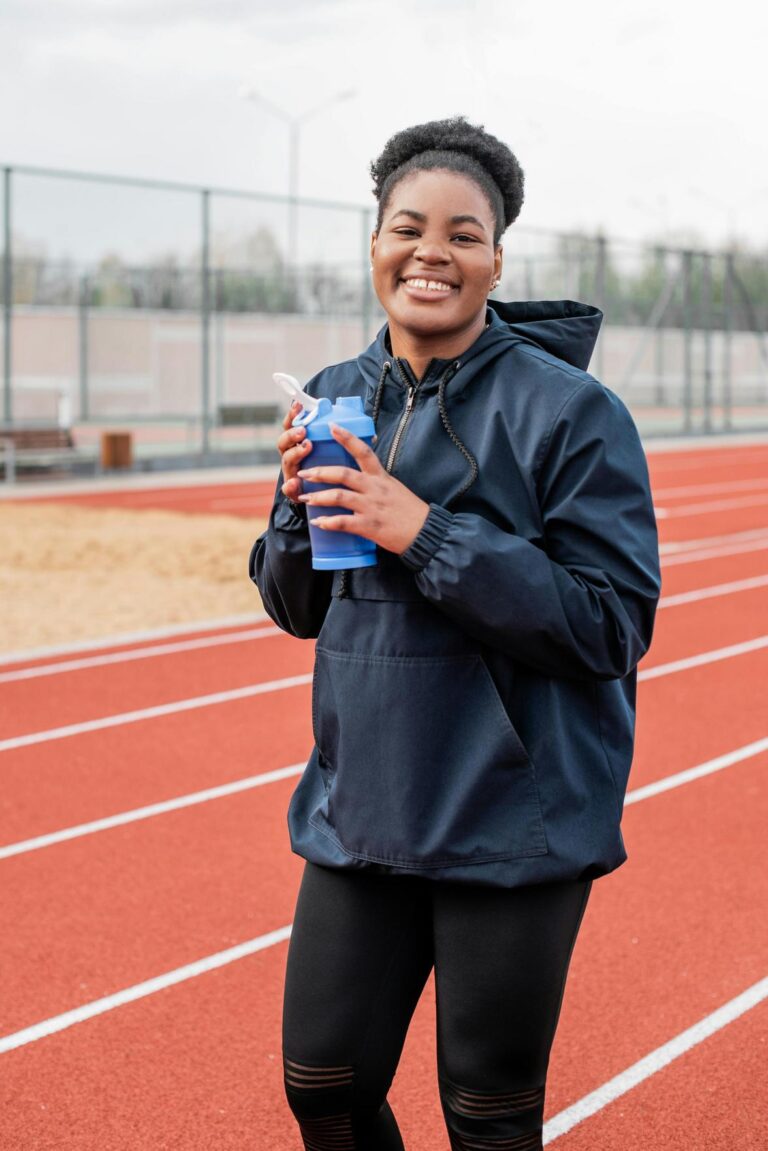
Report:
251,117,660,1151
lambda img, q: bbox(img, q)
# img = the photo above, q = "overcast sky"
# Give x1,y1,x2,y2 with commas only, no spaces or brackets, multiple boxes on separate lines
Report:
2,0,767,263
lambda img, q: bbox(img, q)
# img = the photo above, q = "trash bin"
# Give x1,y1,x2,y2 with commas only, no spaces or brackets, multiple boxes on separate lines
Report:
100,431,133,470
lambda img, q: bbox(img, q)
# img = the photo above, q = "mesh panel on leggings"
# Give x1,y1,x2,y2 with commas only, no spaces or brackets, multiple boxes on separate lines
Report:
284,1058,355,1091
295,1112,355,1151
441,1078,545,1151
283,1058,356,1151
441,1082,545,1120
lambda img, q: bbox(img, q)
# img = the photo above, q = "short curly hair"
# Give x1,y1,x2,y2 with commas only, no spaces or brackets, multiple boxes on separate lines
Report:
370,116,524,244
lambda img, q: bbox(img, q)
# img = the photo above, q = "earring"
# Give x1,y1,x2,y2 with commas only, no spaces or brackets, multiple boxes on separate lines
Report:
490,279,500,290
369,264,374,272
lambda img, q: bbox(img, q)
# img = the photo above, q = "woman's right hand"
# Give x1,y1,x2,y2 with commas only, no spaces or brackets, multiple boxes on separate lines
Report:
278,400,314,503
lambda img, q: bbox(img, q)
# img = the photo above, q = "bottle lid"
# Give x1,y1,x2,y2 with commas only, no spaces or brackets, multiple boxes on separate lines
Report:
297,394,375,441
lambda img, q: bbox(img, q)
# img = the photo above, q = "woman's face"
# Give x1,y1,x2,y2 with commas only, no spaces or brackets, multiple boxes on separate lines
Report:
370,168,502,356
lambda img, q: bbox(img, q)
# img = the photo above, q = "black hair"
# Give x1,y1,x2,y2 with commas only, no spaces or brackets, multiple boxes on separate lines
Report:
370,116,524,245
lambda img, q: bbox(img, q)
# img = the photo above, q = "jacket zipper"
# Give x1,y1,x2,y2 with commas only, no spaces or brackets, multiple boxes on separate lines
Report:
385,385,416,473
385,359,421,474
385,359,459,475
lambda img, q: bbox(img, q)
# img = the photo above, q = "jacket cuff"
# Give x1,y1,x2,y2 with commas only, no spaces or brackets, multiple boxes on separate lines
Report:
272,494,308,531
399,503,454,572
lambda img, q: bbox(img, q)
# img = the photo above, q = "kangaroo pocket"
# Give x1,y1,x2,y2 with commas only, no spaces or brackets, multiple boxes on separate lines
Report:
310,647,547,868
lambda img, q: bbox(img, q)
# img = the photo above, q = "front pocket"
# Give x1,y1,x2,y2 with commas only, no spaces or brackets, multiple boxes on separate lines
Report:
310,647,547,867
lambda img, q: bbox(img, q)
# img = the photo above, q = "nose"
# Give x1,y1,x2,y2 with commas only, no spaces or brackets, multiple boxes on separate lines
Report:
414,236,451,264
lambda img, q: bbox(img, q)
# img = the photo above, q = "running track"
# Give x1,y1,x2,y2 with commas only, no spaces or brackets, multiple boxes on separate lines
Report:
2,442,767,1149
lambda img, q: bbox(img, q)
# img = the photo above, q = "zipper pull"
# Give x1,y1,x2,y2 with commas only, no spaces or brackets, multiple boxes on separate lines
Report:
405,386,416,411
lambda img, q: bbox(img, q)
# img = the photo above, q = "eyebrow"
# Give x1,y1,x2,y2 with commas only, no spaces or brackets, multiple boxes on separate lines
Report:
450,214,487,230
390,209,487,231
390,209,427,222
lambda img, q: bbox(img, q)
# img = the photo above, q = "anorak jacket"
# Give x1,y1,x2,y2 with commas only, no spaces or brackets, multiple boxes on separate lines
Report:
250,300,661,886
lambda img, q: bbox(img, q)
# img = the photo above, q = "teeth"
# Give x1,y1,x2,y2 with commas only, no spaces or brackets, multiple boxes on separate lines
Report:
404,278,453,292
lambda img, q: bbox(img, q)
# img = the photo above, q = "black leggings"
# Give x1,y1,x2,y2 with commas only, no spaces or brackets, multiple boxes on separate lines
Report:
282,862,591,1150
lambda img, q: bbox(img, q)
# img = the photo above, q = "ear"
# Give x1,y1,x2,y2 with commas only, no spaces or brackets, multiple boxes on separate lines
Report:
494,243,503,284
370,231,378,263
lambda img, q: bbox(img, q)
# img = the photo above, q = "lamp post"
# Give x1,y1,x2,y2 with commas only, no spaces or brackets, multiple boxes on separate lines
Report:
240,87,355,271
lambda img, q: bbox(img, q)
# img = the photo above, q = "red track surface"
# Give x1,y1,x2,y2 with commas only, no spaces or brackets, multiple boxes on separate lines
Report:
2,441,767,1149
20,481,277,519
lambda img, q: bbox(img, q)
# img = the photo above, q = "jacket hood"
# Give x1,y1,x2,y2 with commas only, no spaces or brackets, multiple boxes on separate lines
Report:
357,299,603,394
487,299,602,372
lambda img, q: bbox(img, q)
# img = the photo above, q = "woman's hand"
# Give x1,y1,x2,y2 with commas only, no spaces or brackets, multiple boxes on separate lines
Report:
297,424,430,555
277,401,314,503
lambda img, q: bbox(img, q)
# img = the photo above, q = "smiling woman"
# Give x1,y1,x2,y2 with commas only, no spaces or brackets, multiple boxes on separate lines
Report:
250,116,660,1151
370,171,502,373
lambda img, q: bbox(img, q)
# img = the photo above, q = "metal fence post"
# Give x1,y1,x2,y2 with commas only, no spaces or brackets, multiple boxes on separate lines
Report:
701,252,713,432
201,188,211,457
2,167,11,425
593,233,606,380
722,252,734,430
214,269,225,415
682,250,694,433
654,248,666,406
78,273,89,421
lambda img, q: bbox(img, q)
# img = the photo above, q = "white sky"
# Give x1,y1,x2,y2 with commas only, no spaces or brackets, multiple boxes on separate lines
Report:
1,0,767,263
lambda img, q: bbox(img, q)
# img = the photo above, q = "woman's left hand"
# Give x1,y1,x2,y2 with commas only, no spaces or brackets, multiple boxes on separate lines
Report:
297,424,429,555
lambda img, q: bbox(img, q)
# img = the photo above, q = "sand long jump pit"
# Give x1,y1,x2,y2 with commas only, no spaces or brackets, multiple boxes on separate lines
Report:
0,501,268,654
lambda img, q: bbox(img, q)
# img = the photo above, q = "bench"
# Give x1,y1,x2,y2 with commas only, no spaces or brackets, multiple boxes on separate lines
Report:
218,403,281,426
0,426,86,482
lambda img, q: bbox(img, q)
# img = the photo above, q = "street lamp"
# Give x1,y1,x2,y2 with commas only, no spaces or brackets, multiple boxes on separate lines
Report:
240,86,355,270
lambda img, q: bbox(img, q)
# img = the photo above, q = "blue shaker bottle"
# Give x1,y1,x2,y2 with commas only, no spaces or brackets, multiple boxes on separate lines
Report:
293,395,378,571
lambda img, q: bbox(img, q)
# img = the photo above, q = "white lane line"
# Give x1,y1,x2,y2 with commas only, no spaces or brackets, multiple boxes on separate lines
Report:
624,738,768,805
638,635,768,681
0,674,313,754
0,524,762,670
655,492,768,519
661,536,768,567
0,625,284,684
654,477,768,500
0,467,277,501
0,732,762,1054
2,636,763,754
659,527,768,554
0,763,306,860
5,564,766,684
657,574,768,609
0,613,269,667
5,569,760,685
543,975,768,1144
0,925,293,1056
4,732,765,861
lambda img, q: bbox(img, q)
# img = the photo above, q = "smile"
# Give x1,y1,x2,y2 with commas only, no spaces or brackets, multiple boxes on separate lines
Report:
401,278,456,295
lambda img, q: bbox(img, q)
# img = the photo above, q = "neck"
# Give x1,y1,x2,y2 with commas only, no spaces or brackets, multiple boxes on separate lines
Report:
387,311,488,381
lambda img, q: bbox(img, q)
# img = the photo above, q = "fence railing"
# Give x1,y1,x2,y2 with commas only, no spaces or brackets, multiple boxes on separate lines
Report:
2,162,768,448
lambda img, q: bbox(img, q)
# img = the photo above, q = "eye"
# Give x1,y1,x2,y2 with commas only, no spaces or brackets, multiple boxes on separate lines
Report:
452,233,480,244
393,227,420,237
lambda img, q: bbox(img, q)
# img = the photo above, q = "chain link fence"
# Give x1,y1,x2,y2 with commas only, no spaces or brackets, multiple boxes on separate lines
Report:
2,163,768,462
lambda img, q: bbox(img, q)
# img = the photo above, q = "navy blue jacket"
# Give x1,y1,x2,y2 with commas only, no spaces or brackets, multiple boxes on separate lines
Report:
250,300,661,886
